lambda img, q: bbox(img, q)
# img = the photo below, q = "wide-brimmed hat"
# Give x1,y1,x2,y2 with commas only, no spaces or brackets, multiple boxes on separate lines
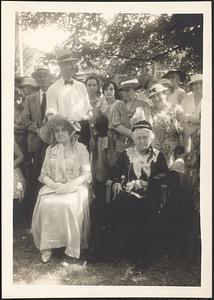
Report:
187,74,203,85
158,78,173,87
56,48,78,64
148,83,168,98
19,77,38,88
162,69,186,82
118,78,141,91
31,65,50,78
132,120,153,132
40,115,81,145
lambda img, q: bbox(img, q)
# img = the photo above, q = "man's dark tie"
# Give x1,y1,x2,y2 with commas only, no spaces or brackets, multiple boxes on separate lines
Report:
41,92,47,121
64,79,74,85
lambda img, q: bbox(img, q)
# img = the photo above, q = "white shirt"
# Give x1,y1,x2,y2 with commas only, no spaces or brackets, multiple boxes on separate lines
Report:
181,92,201,116
46,78,92,121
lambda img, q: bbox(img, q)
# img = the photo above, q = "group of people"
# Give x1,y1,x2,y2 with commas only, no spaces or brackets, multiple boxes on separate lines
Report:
14,47,202,265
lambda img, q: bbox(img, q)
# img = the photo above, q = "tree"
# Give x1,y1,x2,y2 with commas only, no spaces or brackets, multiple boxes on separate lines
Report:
16,12,203,79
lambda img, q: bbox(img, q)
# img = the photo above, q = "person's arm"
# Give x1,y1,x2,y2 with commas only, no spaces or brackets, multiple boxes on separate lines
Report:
108,103,132,138
56,144,92,194
177,91,187,105
115,124,132,138
14,140,24,169
46,85,59,119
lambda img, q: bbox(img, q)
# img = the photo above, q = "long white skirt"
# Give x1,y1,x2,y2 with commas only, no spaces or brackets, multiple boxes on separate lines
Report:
32,184,90,259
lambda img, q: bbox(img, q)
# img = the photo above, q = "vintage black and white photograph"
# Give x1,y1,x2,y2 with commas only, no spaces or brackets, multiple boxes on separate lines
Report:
2,1,212,298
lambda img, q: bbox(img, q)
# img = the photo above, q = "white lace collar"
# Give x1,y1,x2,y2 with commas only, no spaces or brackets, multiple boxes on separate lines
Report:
126,146,159,179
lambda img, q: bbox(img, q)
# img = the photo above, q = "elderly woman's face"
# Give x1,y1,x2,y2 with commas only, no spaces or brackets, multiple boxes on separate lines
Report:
132,128,153,152
53,123,72,145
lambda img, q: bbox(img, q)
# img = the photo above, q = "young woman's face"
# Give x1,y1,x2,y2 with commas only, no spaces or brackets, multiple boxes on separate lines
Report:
168,73,180,86
121,87,136,102
151,91,167,110
104,83,115,99
53,124,72,145
86,79,99,96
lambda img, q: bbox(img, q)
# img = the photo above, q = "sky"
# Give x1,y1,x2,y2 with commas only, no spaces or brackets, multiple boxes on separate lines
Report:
23,13,115,53
23,25,71,53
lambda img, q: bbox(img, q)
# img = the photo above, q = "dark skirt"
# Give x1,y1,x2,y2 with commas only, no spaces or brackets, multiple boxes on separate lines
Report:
78,120,91,151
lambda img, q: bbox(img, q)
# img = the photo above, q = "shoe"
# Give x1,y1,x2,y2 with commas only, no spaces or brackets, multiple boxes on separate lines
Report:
41,249,52,263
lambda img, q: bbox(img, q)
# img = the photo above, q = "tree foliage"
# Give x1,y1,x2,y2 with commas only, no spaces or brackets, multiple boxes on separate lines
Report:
17,12,203,79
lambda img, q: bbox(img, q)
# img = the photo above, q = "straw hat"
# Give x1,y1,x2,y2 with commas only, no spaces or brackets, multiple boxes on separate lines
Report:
118,78,141,91
56,48,78,64
148,83,168,98
162,69,186,82
188,74,203,85
19,77,38,88
31,65,50,78
40,115,81,145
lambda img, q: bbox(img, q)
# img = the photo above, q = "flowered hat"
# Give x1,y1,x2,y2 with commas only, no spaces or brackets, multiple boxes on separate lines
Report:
56,48,78,64
148,83,168,98
118,78,141,91
40,115,81,145
162,69,186,82
187,74,203,85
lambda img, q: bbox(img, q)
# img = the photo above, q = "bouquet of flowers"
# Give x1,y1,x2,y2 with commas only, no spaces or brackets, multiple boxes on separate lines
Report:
124,179,148,199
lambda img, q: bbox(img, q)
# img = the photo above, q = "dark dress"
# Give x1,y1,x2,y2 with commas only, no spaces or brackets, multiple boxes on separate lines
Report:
104,146,169,261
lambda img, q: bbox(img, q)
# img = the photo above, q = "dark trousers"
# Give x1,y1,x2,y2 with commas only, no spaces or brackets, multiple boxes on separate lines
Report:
25,143,48,222
78,120,91,151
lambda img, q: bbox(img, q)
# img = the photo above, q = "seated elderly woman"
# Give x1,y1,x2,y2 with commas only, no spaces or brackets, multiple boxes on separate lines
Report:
106,120,169,263
32,116,91,263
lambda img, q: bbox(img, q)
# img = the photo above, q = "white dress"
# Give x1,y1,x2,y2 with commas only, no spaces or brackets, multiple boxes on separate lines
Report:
32,141,91,258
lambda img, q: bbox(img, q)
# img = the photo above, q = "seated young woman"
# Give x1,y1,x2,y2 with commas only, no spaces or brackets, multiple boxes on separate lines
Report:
31,116,91,263
105,120,169,263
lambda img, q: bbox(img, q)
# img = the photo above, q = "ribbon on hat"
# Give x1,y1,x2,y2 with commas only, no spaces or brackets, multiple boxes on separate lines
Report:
132,122,152,131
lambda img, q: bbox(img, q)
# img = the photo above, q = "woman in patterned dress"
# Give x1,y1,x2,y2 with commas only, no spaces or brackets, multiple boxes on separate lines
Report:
102,80,121,166
108,78,152,159
148,83,186,168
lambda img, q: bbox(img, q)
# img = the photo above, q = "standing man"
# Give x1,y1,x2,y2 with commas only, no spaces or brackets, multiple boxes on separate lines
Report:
46,48,93,149
21,65,51,220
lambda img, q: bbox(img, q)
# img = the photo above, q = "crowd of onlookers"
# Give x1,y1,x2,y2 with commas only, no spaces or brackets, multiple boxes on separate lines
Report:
14,48,202,265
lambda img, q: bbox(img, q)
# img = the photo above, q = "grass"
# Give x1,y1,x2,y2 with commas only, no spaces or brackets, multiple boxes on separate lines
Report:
13,223,201,286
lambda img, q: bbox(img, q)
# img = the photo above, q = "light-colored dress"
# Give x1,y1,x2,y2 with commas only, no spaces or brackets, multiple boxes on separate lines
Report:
181,92,201,117
151,104,185,167
32,141,91,259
